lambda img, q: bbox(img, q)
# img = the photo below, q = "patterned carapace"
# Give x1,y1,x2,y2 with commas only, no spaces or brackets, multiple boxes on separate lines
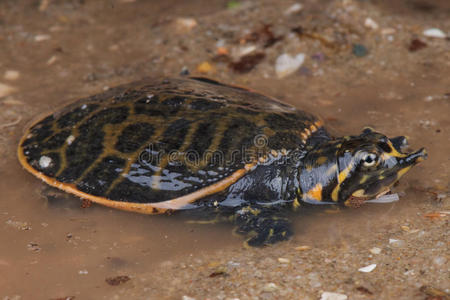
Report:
18,77,426,246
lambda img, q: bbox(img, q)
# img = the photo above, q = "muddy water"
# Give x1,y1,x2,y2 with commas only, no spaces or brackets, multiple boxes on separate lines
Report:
1,0,449,299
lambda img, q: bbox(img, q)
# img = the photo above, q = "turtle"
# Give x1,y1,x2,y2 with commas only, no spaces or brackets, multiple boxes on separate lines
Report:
17,77,427,247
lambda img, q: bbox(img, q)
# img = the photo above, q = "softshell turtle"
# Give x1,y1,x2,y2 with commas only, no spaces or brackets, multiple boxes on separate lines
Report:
18,77,427,246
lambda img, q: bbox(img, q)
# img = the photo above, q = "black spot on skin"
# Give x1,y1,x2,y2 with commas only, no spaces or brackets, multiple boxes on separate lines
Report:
115,123,155,153
57,104,99,128
378,142,392,153
77,156,126,196
41,130,72,150
189,99,224,111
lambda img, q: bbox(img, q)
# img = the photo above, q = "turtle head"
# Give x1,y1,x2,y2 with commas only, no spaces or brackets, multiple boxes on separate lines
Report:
299,128,427,205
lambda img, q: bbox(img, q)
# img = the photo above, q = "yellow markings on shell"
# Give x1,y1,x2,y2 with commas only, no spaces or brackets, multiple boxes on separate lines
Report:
305,183,323,202
281,148,287,156
270,149,279,157
310,124,317,132
301,132,308,140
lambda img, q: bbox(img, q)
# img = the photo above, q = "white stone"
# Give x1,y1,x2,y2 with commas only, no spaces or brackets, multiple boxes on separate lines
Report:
175,18,197,31
262,282,278,292
39,156,52,169
284,3,303,15
320,292,348,300
0,83,16,98
278,257,290,264
358,263,377,273
34,34,51,42
369,247,382,255
66,135,75,145
423,28,447,39
364,18,379,30
275,53,305,78
4,70,20,81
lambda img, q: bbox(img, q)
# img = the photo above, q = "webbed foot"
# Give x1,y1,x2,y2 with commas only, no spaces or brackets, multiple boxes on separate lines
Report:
233,206,293,247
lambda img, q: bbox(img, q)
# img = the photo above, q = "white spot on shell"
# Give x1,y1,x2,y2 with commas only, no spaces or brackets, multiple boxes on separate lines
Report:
39,156,52,169
81,104,87,110
66,135,75,145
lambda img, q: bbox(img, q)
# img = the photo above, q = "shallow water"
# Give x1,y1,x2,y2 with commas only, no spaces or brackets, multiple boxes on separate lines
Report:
0,0,449,299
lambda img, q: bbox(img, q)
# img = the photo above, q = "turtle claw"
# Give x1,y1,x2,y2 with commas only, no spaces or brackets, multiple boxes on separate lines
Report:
244,219,293,247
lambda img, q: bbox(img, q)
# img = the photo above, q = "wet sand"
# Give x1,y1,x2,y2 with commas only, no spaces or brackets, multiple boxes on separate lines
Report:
0,0,448,299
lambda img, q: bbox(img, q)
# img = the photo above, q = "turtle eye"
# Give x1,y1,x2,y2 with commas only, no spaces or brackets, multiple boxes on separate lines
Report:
362,153,378,167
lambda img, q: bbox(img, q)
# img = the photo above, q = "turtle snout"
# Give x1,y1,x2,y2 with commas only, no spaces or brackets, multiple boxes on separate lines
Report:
403,148,427,165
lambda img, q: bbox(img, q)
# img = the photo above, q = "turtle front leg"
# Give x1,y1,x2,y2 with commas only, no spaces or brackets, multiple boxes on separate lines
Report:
233,205,293,247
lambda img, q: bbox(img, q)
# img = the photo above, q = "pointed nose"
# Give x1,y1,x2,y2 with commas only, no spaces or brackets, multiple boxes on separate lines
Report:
404,148,427,165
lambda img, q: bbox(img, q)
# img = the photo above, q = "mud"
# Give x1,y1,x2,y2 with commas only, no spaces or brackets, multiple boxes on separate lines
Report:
0,0,448,299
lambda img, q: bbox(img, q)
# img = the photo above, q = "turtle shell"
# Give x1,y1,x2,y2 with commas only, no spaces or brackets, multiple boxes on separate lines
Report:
18,77,323,213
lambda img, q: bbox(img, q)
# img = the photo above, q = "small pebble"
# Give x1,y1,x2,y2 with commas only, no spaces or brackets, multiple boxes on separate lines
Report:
262,282,278,292
4,70,20,81
27,242,41,253
34,34,51,42
175,18,197,32
352,44,368,57
284,3,303,15
275,53,305,78
423,28,447,39
296,245,311,252
364,18,379,30
320,292,348,300
47,55,58,65
196,61,214,74
401,225,410,232
381,28,396,35
389,238,405,247
369,247,382,255
179,66,190,76
278,257,290,264
0,83,16,98
358,264,377,273
433,256,447,266
78,270,88,275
